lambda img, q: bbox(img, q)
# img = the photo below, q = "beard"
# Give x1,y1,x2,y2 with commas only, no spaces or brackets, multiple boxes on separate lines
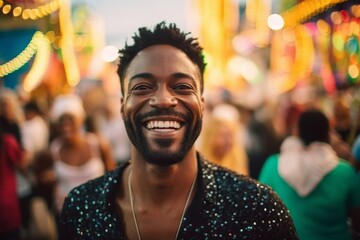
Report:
123,109,202,166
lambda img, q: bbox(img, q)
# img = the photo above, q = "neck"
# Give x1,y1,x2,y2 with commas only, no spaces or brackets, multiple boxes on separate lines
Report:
127,158,197,240
62,132,84,147
128,149,198,206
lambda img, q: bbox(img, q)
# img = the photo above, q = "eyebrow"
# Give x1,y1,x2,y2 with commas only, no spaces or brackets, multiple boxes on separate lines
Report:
129,72,197,82
129,72,154,81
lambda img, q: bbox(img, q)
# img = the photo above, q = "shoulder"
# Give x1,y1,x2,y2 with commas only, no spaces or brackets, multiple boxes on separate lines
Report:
337,159,357,169
59,164,126,237
201,159,285,206
2,133,19,146
333,159,358,177
65,166,120,202
261,154,279,170
2,134,21,154
1,134,22,161
200,159,298,239
84,132,100,145
58,164,126,239
60,163,125,217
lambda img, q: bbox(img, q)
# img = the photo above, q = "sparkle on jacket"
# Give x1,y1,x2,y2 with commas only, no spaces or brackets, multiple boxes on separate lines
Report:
59,153,298,240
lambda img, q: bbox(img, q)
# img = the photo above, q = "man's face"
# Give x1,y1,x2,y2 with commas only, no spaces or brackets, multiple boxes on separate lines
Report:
121,45,204,166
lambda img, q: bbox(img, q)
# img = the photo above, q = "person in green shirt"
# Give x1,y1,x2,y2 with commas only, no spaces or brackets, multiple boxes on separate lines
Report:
259,108,360,240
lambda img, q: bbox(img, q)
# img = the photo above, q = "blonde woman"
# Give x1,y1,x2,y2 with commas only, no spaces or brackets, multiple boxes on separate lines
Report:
199,115,249,176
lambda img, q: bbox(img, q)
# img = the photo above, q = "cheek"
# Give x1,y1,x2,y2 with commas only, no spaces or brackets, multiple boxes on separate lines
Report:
122,95,147,119
180,94,203,117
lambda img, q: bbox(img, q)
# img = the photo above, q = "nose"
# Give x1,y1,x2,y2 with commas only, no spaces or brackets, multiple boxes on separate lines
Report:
149,87,177,108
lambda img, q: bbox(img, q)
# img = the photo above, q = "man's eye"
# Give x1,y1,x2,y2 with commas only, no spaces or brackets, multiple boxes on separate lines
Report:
132,84,151,91
173,84,193,90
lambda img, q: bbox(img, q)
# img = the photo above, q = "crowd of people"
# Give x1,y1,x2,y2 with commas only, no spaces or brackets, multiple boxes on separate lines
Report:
0,88,128,239
1,21,360,239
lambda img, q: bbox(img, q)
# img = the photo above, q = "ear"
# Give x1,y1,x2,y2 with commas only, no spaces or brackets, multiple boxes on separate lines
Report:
200,96,205,115
120,97,125,119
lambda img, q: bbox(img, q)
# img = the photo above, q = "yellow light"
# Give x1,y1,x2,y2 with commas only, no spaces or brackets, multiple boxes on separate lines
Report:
317,19,330,35
330,11,342,25
349,21,360,36
0,32,48,77
33,8,41,18
351,4,360,17
2,0,61,20
22,9,30,19
59,0,80,86
38,5,46,15
349,65,359,79
282,28,296,42
2,4,11,14
45,3,51,14
13,6,22,17
29,9,38,20
23,32,51,92
282,0,347,27
45,31,56,42
50,0,57,12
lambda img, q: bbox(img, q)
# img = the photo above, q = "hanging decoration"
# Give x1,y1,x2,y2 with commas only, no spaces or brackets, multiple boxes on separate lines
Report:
23,31,51,92
281,0,347,27
0,31,50,78
0,0,61,20
59,0,80,87
0,0,80,91
270,2,360,95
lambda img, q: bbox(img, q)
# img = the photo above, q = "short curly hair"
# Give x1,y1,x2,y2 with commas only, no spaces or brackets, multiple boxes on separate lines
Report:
117,22,206,95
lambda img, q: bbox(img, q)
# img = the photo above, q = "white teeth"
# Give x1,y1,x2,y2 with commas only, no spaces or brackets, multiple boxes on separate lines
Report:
146,121,180,130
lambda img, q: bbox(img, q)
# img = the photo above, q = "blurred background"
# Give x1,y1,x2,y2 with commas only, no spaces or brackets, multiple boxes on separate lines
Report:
2,2,360,239
0,0,360,141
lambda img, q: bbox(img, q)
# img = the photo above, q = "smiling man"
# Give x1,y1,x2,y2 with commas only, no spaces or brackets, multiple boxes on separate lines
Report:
59,22,298,240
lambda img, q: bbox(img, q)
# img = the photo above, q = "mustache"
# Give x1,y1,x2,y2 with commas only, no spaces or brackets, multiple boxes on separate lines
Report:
136,109,189,121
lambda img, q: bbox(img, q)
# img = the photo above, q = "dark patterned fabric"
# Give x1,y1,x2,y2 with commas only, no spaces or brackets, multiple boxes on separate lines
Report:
59,153,298,240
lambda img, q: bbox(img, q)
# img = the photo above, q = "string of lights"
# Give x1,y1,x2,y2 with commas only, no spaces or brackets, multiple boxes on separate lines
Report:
0,31,47,77
23,31,51,92
0,31,51,91
59,0,80,87
281,0,348,27
1,0,80,91
0,0,61,20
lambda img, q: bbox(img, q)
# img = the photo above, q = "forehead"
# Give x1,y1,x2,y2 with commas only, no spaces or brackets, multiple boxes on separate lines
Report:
58,112,83,123
125,45,200,81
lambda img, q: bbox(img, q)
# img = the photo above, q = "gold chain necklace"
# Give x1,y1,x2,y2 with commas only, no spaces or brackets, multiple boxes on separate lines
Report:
128,170,196,240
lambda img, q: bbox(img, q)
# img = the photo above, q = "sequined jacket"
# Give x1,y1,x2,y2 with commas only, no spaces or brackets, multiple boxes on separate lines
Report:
59,153,298,239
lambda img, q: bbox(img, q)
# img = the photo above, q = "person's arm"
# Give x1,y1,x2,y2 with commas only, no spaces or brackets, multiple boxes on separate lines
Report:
32,150,57,194
3,134,27,170
262,187,299,239
98,134,117,171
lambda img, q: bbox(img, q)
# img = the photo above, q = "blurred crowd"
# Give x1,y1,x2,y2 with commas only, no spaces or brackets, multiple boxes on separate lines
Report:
0,85,131,240
1,82,360,239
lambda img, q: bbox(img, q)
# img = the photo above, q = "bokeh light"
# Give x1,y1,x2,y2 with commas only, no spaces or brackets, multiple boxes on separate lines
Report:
267,14,284,30
101,45,119,62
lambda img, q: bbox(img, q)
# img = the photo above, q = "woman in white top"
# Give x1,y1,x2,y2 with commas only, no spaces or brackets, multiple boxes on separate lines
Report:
49,94,115,212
